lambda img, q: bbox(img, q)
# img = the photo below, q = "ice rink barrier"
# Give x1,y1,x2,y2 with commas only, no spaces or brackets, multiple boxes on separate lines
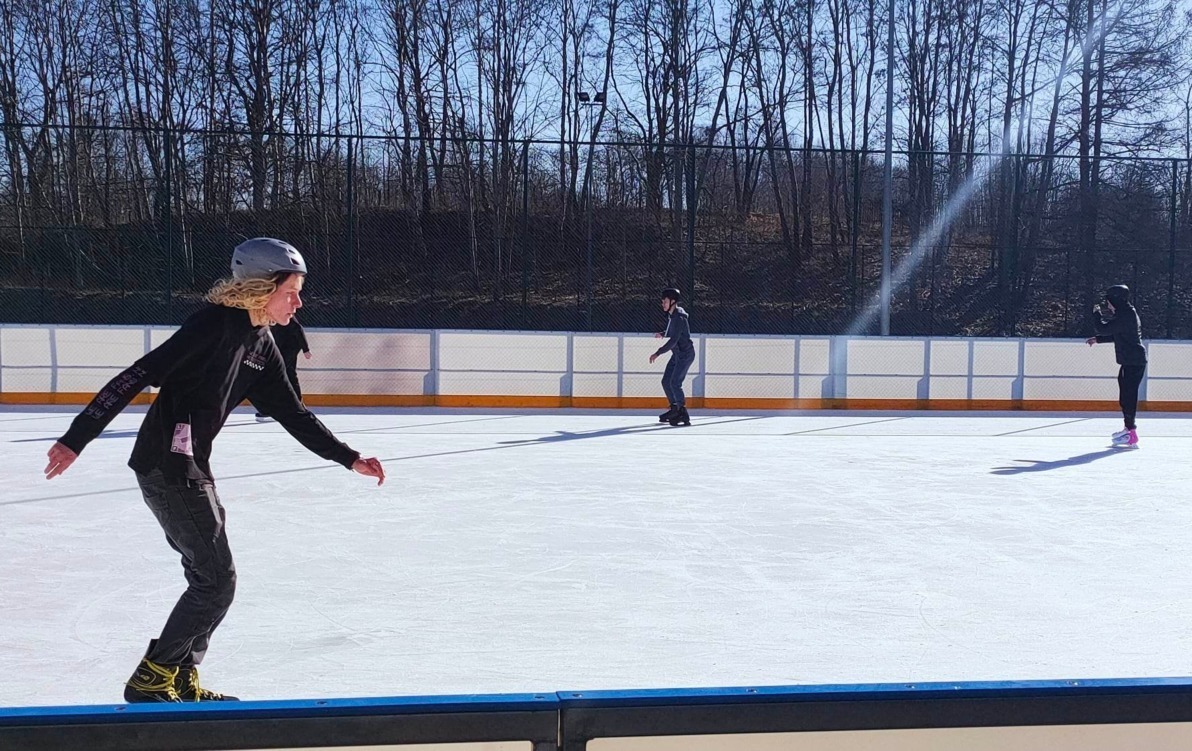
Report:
5,325,1192,410
4,678,1192,750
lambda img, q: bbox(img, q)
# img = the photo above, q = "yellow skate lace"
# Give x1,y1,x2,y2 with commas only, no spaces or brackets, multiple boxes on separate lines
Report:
128,660,181,700
183,667,226,701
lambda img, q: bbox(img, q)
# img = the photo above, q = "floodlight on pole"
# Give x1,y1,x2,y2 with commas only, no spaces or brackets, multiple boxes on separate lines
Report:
577,91,607,330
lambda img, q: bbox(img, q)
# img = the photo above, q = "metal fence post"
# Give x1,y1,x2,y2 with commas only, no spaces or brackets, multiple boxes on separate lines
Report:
346,134,357,326
687,143,696,309
522,140,530,329
164,128,174,322
1168,159,1178,339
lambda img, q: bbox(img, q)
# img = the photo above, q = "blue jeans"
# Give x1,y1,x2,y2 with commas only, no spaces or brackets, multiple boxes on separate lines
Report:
662,352,695,408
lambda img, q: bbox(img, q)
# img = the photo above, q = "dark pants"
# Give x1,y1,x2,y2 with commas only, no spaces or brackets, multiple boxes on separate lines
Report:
1118,364,1146,429
136,469,237,667
662,352,695,408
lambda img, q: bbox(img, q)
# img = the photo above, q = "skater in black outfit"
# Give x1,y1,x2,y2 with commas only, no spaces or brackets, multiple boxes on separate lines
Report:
255,316,311,421
1085,284,1147,448
43,237,386,703
650,287,696,426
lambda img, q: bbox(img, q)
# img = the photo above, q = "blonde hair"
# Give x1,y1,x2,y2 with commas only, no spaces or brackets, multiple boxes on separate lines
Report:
206,276,281,326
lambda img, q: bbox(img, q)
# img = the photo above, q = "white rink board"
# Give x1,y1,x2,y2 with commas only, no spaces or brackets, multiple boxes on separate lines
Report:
0,325,1172,404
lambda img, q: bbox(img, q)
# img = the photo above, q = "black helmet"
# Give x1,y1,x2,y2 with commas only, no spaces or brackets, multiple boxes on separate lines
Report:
662,287,682,302
1104,284,1131,307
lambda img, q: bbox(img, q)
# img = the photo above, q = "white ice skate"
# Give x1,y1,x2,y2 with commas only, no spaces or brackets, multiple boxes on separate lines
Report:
1111,429,1139,449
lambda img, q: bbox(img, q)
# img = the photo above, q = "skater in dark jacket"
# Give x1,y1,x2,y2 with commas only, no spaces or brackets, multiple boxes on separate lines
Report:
1085,284,1147,448
650,287,696,426
255,315,311,421
43,237,386,703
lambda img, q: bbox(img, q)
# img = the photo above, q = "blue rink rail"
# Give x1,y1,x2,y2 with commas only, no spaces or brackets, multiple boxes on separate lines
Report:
3,677,1192,751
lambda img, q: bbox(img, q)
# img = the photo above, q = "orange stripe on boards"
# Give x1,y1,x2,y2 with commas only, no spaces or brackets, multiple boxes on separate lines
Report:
0,393,1181,412
0,392,155,406
303,394,435,408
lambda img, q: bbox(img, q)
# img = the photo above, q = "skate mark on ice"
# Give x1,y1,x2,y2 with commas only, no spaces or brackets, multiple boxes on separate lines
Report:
782,416,907,435
332,415,528,435
1,486,143,506
994,418,1091,437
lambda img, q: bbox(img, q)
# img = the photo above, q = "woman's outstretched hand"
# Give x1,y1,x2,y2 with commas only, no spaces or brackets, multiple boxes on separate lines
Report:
45,442,78,480
353,456,386,486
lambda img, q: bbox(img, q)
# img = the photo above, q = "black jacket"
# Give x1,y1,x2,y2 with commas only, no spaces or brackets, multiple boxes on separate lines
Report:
59,305,358,483
271,317,310,361
1092,304,1147,366
654,306,695,359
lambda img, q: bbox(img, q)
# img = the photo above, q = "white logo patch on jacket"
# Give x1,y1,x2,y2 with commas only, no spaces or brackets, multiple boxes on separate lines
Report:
243,352,267,371
171,423,194,456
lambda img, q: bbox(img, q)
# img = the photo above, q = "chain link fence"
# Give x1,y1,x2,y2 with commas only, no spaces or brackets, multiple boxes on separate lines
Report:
2,124,1191,337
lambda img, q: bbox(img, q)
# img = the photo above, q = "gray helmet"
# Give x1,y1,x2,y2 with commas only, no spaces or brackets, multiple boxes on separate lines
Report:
231,237,307,280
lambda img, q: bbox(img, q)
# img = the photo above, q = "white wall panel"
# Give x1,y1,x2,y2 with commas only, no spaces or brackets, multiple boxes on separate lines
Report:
439,371,564,396
703,374,794,399
1024,341,1108,377
970,377,1019,400
439,333,568,372
929,340,970,376
2,327,52,366
623,336,664,364
572,373,619,397
307,331,431,371
1144,343,1191,377
847,339,925,376
844,376,922,399
55,327,145,367
1144,379,1192,401
928,376,969,400
798,339,831,374
302,370,427,396
972,340,1019,376
1023,378,1117,401
2,367,53,391
797,376,830,398
573,336,620,372
704,338,795,374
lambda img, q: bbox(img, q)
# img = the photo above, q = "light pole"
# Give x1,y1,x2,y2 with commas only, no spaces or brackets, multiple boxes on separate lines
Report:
880,0,895,335
578,91,605,330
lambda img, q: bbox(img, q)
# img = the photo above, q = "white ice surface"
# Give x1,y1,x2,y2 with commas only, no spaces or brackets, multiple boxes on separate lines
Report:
2,407,1191,707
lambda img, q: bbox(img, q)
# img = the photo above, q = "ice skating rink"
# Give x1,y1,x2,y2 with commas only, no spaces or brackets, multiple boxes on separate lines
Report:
3,406,1191,707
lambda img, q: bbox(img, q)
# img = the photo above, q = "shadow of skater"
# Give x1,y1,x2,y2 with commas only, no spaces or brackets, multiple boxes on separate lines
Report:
495,414,770,446
497,423,671,446
991,447,1128,475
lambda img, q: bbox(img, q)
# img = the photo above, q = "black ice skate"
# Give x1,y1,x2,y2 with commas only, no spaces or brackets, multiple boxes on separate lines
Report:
667,406,691,427
177,666,239,701
124,657,182,703
658,404,677,423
